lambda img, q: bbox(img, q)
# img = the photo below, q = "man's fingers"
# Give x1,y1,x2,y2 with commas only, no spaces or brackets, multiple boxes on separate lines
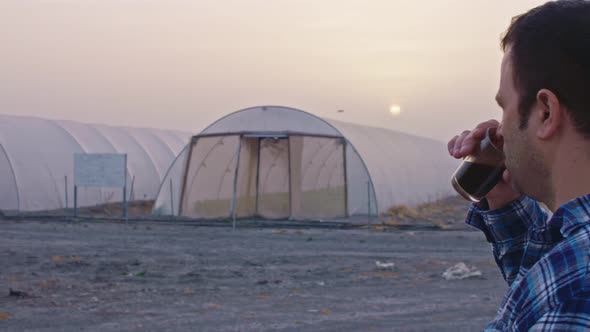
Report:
480,119,500,129
470,126,487,140
452,131,470,157
448,135,459,155
471,120,499,139
459,127,490,155
448,119,500,158
459,137,478,155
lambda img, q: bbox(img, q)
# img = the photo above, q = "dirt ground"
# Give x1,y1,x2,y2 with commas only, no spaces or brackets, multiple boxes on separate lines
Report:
0,215,508,332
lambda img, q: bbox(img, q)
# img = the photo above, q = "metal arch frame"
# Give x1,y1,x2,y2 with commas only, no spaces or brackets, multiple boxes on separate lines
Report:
178,138,197,216
346,141,378,216
0,143,20,212
255,138,261,216
194,131,343,140
342,139,349,218
152,144,189,215
196,105,343,137
287,137,292,219
230,137,243,229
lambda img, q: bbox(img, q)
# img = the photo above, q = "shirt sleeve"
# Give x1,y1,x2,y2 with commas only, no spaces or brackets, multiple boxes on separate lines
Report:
528,295,590,331
465,196,548,286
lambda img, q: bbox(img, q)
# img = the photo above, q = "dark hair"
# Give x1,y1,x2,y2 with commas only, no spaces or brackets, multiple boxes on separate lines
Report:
501,0,590,135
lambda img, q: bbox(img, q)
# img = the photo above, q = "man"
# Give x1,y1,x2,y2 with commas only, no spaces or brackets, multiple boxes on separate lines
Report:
448,0,590,330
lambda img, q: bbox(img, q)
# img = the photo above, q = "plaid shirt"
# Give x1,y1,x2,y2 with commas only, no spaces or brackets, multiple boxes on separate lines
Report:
466,194,590,331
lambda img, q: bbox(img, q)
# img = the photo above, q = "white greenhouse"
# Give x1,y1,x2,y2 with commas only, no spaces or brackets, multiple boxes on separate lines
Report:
0,114,191,213
153,106,459,220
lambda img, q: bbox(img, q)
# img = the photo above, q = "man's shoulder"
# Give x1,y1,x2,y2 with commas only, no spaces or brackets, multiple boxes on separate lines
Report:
539,225,590,288
508,226,590,326
546,224,590,262
524,230,590,330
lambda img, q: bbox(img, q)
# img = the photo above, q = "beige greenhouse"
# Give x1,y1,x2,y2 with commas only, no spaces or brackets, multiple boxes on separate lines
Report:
153,106,458,220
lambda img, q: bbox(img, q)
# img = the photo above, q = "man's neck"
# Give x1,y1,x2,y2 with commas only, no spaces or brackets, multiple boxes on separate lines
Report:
550,139,590,211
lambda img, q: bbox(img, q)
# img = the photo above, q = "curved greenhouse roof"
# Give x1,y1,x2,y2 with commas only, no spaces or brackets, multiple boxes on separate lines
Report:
0,114,191,212
154,106,459,220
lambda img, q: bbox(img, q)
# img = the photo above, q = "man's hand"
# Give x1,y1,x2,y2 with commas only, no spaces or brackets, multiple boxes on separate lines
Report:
448,120,521,210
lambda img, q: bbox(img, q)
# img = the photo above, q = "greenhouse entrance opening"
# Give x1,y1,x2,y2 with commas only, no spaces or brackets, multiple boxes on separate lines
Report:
178,133,349,220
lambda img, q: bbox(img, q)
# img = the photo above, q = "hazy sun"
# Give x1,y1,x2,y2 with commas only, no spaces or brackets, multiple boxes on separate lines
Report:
390,105,402,116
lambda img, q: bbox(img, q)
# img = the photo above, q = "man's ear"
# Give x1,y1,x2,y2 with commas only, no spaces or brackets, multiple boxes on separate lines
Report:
535,89,562,140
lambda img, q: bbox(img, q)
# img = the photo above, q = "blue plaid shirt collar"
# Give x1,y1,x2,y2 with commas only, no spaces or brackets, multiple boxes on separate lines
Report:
550,193,590,238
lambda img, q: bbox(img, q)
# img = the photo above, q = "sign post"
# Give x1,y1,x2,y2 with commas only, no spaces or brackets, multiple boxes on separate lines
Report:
74,153,128,220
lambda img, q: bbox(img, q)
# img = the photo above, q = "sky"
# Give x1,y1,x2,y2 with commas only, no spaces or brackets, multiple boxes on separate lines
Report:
0,0,546,141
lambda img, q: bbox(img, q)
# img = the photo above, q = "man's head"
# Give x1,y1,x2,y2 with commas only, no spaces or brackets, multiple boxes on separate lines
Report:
500,0,590,134
496,0,590,205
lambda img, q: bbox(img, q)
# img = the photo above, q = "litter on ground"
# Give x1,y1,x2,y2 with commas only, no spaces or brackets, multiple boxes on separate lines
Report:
375,261,396,269
442,262,483,280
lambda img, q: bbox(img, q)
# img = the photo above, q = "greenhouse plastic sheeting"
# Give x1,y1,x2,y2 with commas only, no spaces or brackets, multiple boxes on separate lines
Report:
179,135,240,219
0,114,191,212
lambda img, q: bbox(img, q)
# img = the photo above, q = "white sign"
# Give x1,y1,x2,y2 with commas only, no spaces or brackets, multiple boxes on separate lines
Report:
74,153,127,187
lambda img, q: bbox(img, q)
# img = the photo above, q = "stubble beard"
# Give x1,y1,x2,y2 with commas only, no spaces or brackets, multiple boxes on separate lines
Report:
505,131,551,203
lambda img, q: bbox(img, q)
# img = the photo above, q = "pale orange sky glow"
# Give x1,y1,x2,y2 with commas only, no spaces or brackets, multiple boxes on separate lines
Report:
1,0,546,141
